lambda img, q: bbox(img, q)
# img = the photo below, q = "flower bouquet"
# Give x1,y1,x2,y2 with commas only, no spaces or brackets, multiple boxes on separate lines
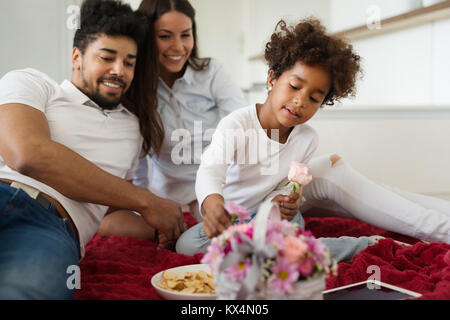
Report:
201,200,336,300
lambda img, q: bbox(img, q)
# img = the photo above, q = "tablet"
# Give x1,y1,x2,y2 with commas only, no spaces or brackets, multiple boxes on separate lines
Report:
322,280,422,300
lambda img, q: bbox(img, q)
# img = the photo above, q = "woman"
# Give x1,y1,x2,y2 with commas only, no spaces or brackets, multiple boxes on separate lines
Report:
99,0,450,246
134,0,247,221
98,0,247,247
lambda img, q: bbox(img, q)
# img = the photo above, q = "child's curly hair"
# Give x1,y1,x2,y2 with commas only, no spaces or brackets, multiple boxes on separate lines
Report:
265,18,362,106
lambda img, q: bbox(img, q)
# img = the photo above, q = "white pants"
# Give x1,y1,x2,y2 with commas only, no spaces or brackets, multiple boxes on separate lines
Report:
301,154,450,243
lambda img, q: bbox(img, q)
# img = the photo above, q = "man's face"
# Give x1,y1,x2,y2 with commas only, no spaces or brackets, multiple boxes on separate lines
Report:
72,34,137,109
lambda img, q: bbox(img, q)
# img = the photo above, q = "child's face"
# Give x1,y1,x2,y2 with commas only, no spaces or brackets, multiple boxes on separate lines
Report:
267,61,331,129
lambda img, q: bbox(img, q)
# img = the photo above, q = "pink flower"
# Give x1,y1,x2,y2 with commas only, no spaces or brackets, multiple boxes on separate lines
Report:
225,258,251,282
268,257,299,294
227,223,252,241
224,202,251,223
267,219,297,237
310,239,327,257
201,241,225,273
296,229,313,238
224,242,232,255
297,257,315,276
306,238,328,265
244,227,254,239
266,231,285,249
281,236,308,263
288,162,312,186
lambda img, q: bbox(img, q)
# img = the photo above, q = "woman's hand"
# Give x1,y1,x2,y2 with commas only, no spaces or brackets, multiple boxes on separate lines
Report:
202,194,232,238
272,193,301,221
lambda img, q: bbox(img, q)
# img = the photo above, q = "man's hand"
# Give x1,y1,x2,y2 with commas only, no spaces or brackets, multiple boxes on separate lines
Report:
141,197,186,242
202,194,232,238
272,193,301,221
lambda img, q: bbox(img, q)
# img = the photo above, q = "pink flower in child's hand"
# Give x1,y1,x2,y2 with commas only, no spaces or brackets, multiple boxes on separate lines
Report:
224,202,251,223
288,162,312,186
281,236,308,263
269,257,299,294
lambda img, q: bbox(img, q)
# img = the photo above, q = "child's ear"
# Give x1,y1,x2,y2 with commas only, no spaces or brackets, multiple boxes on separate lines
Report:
267,70,277,91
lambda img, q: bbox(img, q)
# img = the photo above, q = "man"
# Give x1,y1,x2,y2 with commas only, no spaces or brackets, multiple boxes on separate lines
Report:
0,0,185,299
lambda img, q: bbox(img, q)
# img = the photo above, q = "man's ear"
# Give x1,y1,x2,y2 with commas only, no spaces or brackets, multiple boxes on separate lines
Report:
72,47,82,71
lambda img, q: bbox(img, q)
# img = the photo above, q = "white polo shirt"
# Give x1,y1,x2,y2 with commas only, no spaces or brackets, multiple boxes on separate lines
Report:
0,68,143,257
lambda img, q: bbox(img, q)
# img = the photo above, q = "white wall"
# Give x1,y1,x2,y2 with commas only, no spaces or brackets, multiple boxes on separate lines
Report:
310,1,450,198
432,17,450,105
190,0,247,88
329,0,423,32
309,115,450,197
337,18,450,108
0,0,78,82
124,0,142,9
192,0,331,89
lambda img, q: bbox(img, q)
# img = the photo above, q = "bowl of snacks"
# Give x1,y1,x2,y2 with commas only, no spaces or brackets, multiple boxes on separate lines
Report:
151,264,216,300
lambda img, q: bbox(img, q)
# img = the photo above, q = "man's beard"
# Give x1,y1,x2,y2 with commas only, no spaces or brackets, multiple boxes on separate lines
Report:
82,75,126,110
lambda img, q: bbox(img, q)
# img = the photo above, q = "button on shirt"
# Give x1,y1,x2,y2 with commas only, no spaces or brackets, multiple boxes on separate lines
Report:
134,60,248,204
0,69,143,257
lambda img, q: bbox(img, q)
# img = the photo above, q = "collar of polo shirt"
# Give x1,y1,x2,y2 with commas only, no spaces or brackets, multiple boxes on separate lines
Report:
60,80,134,116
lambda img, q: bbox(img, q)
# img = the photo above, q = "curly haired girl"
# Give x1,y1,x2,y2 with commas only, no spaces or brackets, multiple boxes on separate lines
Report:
176,18,381,262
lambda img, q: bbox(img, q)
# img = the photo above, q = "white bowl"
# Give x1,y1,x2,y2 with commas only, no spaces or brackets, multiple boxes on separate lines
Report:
151,264,217,300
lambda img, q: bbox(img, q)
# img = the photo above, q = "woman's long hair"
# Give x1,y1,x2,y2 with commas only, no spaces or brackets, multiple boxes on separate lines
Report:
138,0,211,72
123,14,164,157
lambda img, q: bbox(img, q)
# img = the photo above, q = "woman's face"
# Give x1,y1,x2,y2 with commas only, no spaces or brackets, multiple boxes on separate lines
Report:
154,10,194,78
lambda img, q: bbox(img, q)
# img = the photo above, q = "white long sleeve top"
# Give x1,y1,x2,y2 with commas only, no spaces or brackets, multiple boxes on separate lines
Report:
195,104,319,215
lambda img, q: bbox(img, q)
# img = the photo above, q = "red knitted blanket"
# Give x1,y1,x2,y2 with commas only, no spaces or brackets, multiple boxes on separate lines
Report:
75,213,450,300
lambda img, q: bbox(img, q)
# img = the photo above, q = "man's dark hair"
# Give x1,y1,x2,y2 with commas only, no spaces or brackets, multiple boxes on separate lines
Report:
74,0,147,53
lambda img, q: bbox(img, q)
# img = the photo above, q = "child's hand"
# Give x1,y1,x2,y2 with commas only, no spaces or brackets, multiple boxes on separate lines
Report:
202,194,232,238
272,193,301,221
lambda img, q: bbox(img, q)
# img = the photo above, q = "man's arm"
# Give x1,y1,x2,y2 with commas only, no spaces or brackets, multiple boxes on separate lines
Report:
0,103,185,238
